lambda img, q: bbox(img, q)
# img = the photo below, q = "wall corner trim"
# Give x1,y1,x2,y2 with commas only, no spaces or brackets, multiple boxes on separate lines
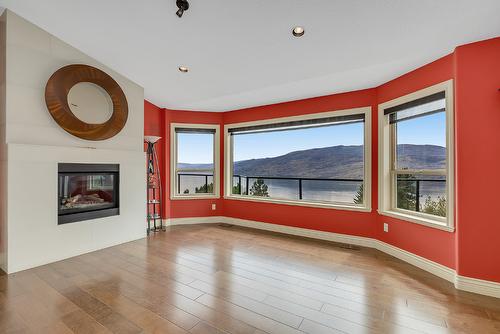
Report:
165,216,500,299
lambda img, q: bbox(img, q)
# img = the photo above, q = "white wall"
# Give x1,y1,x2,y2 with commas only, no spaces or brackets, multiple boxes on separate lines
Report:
7,144,145,273
5,11,143,151
3,10,146,273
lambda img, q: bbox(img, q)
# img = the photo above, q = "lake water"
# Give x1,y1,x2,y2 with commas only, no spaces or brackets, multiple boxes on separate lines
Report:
178,174,446,206
238,178,362,203
237,177,446,205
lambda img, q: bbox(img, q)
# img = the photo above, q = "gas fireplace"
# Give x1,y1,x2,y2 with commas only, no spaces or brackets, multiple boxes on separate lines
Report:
58,163,120,224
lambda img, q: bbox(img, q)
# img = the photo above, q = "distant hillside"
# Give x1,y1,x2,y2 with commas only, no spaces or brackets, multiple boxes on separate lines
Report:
179,144,445,179
396,144,446,170
234,145,364,179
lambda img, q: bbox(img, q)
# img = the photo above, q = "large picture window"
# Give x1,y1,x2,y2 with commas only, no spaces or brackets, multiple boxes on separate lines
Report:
225,108,372,210
171,124,220,199
379,80,454,230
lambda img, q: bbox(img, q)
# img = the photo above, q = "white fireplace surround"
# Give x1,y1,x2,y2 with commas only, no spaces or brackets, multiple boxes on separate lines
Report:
0,10,146,273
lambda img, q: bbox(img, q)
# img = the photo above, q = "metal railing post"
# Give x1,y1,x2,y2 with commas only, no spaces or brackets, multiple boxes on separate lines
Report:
205,175,208,193
415,180,420,212
298,179,303,200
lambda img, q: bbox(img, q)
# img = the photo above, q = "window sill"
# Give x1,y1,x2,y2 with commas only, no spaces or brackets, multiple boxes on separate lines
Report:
224,195,371,212
378,209,454,232
171,194,220,200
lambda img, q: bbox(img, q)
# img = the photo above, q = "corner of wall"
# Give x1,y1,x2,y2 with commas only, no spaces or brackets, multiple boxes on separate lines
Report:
453,36,500,283
0,10,7,273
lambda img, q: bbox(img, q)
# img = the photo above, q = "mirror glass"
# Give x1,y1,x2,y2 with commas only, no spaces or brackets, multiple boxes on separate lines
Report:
67,82,113,124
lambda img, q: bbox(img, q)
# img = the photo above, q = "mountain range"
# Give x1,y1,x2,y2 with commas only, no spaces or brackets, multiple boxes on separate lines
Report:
179,144,446,179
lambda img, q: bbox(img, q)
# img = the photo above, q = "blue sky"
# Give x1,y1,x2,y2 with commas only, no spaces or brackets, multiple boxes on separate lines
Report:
397,112,445,147
178,112,446,163
233,123,364,161
178,133,214,164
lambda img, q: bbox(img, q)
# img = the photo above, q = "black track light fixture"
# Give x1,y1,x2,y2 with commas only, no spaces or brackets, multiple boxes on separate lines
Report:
176,0,189,18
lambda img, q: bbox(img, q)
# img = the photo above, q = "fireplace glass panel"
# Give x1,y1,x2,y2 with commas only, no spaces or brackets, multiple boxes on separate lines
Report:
59,173,117,214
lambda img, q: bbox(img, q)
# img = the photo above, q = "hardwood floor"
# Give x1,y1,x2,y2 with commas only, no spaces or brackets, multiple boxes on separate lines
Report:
1,224,499,334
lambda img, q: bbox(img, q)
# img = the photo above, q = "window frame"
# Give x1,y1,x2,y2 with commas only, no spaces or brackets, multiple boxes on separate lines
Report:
224,107,372,212
378,80,454,231
170,123,220,200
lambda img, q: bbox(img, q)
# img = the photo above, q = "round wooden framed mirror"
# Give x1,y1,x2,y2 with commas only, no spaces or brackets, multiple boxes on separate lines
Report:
45,64,128,141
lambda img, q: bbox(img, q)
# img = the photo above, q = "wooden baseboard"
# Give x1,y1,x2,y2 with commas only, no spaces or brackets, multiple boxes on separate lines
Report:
165,216,500,299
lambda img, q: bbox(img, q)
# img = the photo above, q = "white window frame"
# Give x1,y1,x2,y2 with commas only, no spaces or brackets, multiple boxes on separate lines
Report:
378,80,454,231
224,107,372,212
170,123,220,200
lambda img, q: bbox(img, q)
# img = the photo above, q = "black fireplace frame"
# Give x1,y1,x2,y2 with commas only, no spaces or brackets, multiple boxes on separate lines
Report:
58,163,120,225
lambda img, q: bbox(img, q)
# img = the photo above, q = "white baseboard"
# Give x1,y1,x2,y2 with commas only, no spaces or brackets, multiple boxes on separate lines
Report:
165,216,500,299
373,240,456,283
165,217,224,226
455,275,500,299
221,216,375,248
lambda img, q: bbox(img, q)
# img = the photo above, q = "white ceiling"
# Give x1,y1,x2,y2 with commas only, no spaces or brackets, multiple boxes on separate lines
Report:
1,1,499,112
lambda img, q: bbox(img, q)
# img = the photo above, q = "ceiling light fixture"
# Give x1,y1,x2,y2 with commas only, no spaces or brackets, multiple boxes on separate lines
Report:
292,26,305,37
178,66,189,73
176,0,189,17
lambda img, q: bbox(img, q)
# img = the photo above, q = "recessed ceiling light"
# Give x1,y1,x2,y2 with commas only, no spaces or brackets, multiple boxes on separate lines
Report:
178,66,189,73
176,0,189,18
292,26,305,37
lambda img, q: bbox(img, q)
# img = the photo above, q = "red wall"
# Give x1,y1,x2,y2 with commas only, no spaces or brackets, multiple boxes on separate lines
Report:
376,55,456,269
455,37,500,282
144,37,500,283
223,89,378,239
163,110,224,218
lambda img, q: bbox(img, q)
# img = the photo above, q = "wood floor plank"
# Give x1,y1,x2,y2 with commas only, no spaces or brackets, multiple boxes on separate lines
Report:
118,242,215,283
192,282,303,328
72,254,203,331
299,319,347,334
212,270,324,311
180,230,460,320
263,294,376,334
154,236,341,286
13,272,79,318
189,321,230,334
123,242,325,314
168,292,259,334
97,247,204,300
0,308,29,333
196,293,304,334
159,231,446,310
83,282,190,334
0,224,499,334
188,279,268,303
60,309,112,334
76,251,259,334
35,266,144,334
152,232,426,313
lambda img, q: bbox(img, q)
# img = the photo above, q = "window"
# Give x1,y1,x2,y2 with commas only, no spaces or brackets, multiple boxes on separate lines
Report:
378,80,454,230
170,124,220,199
224,108,372,210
